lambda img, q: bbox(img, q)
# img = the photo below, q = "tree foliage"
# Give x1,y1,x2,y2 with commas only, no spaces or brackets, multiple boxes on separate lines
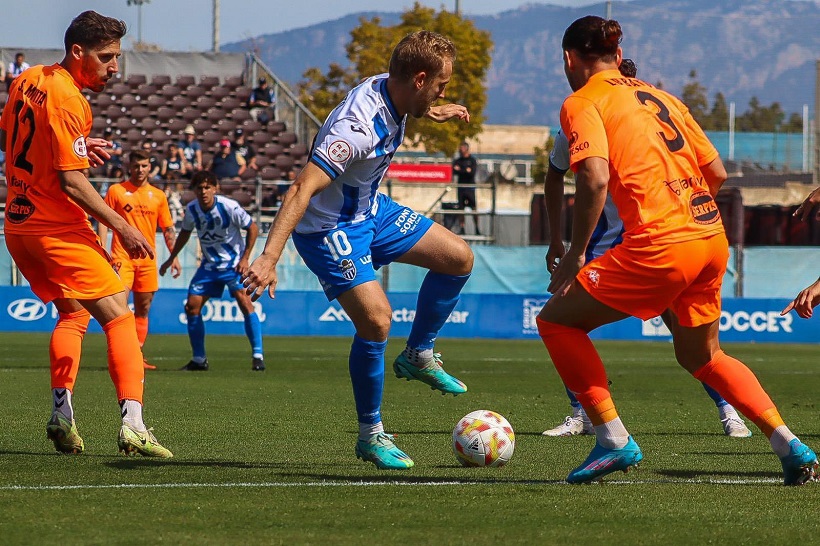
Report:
297,2,492,155
532,134,556,185
681,70,709,126
680,71,800,133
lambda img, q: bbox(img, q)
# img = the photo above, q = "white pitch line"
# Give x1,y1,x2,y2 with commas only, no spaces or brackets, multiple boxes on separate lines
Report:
0,477,786,492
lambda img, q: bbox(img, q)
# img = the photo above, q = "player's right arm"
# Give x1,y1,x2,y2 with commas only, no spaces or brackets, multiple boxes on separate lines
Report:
160,228,191,276
544,164,567,274
58,170,153,260
243,162,333,300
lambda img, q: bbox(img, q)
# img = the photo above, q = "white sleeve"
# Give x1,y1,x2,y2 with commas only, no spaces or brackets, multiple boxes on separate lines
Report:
310,117,373,180
549,130,570,173
181,204,195,231
232,201,253,228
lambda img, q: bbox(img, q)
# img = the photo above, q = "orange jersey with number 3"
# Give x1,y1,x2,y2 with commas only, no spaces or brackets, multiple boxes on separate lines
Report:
0,64,92,234
104,181,174,262
560,69,723,245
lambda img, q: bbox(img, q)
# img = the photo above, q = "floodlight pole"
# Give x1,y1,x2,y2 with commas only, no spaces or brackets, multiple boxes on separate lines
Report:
213,0,220,53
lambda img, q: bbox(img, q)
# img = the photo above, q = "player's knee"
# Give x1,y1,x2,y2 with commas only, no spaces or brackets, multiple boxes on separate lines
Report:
357,312,392,341
184,302,201,316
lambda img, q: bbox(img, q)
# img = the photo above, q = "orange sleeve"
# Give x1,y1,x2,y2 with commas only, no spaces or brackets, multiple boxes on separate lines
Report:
51,95,90,172
156,193,174,230
103,184,118,207
560,95,608,172
681,106,719,167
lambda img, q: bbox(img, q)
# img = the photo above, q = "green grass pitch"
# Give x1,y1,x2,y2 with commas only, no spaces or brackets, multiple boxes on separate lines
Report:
0,332,818,544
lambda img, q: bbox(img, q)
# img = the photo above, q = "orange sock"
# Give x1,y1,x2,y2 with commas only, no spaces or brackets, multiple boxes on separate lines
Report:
49,309,91,392
103,312,144,403
537,317,613,423
692,350,782,437
135,316,148,347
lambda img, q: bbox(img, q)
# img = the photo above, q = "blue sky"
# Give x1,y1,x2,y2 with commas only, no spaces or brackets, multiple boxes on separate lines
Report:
0,1,617,51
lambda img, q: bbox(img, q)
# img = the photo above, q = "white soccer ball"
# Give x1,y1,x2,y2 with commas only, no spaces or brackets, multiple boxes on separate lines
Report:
452,410,515,467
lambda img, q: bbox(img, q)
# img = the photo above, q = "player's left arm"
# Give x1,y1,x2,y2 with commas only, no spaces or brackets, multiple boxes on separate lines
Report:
162,226,182,278
236,220,259,276
426,104,470,123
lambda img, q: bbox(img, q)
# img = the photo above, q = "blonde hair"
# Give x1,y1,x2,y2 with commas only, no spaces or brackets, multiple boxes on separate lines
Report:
388,30,456,82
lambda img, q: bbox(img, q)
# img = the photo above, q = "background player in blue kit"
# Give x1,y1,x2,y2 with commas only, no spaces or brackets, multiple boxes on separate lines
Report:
243,31,473,469
160,171,265,371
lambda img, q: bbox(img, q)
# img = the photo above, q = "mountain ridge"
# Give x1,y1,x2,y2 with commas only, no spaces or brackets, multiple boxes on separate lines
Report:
223,0,819,125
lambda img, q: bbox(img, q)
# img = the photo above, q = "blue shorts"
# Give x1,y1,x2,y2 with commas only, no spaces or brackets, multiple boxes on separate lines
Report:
188,267,244,298
293,193,433,301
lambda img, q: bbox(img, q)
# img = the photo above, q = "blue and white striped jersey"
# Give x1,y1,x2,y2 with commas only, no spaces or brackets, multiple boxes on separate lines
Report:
181,194,253,271
298,73,406,234
550,129,625,262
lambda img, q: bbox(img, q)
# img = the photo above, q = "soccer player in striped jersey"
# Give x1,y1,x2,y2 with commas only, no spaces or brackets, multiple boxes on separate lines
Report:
541,60,751,439
243,31,473,469
160,171,265,371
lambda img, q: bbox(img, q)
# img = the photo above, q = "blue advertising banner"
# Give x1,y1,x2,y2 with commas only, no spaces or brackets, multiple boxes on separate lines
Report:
0,286,816,343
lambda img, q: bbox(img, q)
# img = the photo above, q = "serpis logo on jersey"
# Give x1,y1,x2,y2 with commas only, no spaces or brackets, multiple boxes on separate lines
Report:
7,298,47,321
690,191,720,225
5,195,35,224
339,259,357,281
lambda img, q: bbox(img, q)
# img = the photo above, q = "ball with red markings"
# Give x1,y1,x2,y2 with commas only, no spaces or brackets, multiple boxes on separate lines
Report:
452,410,515,467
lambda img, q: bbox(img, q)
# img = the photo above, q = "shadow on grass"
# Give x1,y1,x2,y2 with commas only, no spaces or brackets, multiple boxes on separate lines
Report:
286,471,565,486
656,468,780,480
102,459,299,470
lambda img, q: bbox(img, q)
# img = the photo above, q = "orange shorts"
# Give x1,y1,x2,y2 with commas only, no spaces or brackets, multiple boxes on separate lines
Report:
112,256,159,293
6,230,126,304
576,233,729,327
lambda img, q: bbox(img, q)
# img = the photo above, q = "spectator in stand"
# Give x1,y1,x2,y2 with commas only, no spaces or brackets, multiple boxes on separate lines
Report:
451,141,481,235
102,127,124,179
161,142,188,181
248,77,276,125
208,139,246,181
179,125,203,172
140,141,161,181
232,128,257,171
5,52,30,92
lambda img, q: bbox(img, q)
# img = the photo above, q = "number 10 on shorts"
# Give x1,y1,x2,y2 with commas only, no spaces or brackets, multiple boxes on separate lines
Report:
324,230,352,261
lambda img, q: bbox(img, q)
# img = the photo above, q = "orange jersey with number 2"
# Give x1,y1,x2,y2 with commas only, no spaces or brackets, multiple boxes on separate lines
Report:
560,69,723,245
0,64,92,234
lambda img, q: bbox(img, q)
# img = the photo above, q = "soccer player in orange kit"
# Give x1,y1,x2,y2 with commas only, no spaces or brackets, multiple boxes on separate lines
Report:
0,11,172,457
98,148,182,370
536,15,816,485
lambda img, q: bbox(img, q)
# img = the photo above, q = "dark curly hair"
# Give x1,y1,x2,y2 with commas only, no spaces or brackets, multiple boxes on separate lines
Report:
562,15,622,63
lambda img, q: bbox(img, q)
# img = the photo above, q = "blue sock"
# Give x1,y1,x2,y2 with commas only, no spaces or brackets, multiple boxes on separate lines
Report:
349,335,387,425
407,272,470,350
702,382,729,408
187,313,206,360
565,386,582,410
243,312,264,358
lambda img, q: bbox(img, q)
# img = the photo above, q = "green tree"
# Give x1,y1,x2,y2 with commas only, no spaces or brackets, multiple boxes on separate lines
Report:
783,112,803,133
681,70,709,127
708,92,729,131
297,3,492,155
736,97,785,132
532,134,556,184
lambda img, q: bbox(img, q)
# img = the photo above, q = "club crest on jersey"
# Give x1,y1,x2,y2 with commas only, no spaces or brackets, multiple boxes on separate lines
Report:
73,136,87,158
328,140,351,163
690,191,720,225
585,269,600,288
339,258,357,281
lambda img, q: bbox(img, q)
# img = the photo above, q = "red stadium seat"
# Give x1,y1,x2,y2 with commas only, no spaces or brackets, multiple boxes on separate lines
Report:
175,75,196,88
110,83,130,97
151,75,172,86
258,166,282,180
211,87,230,101
224,75,243,88
276,132,297,147
125,74,147,87
267,121,286,136
230,108,250,122
199,75,220,88
184,86,206,100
